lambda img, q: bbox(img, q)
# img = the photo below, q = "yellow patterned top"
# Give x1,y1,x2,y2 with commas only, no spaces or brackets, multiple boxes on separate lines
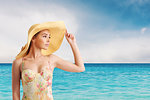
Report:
21,57,54,100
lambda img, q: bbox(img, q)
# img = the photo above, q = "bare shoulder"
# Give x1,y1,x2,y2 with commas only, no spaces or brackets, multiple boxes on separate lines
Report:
47,54,56,62
12,58,22,71
48,54,57,60
13,58,22,66
47,54,59,67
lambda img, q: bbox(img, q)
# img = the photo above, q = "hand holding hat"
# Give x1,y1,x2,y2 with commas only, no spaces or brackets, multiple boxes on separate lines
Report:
65,30,76,45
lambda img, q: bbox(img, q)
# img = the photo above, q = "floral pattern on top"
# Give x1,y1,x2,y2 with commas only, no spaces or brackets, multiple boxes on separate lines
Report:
21,61,54,100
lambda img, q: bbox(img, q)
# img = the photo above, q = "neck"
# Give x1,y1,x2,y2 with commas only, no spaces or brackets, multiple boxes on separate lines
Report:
26,44,43,60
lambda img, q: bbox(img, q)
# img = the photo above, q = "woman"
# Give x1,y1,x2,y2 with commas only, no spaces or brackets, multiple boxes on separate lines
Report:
12,21,85,100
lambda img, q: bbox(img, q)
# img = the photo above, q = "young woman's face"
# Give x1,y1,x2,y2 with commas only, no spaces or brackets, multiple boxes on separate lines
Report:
33,29,51,50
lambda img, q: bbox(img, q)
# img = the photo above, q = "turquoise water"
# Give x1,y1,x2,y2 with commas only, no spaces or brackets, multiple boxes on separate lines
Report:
0,63,150,100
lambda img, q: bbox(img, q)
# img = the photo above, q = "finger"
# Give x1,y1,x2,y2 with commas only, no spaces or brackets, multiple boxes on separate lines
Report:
65,29,68,33
68,33,70,37
69,34,72,38
65,32,68,36
70,34,73,38
65,33,67,36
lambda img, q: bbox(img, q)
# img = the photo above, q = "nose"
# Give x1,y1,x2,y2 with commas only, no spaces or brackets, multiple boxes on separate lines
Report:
47,37,50,43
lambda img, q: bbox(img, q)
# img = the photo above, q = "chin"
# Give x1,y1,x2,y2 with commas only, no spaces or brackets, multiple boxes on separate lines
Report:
43,47,48,50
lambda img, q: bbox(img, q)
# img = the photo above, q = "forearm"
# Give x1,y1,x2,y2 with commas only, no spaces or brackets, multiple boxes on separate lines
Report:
13,93,20,100
70,42,85,70
12,88,20,100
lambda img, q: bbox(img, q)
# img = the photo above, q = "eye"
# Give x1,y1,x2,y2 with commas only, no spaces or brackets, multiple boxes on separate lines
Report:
49,37,51,39
43,36,46,38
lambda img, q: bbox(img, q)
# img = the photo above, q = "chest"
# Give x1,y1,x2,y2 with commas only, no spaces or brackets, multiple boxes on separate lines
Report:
20,59,54,80
22,66,53,83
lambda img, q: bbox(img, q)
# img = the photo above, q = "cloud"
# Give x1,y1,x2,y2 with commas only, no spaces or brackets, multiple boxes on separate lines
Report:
1,0,150,63
80,28,150,62
82,36,150,62
113,0,150,20
127,0,149,5
0,0,79,62
141,27,147,34
116,0,149,6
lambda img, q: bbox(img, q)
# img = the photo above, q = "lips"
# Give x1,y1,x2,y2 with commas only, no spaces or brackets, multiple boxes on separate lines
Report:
45,44,49,46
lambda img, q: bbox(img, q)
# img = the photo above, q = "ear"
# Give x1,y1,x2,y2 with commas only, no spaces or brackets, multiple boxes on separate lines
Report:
31,36,36,43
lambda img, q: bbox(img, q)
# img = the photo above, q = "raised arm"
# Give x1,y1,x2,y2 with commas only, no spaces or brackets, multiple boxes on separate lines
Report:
52,32,85,72
12,59,21,100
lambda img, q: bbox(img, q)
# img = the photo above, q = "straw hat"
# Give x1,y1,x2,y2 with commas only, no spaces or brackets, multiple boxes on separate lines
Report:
15,21,66,59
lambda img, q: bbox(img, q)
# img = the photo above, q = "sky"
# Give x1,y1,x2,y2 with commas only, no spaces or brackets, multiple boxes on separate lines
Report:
1,0,150,63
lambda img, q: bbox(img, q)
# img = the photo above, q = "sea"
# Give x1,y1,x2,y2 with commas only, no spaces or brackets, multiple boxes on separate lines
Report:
0,63,150,100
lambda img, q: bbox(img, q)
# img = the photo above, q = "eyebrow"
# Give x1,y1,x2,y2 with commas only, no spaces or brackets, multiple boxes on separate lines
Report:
42,33,50,36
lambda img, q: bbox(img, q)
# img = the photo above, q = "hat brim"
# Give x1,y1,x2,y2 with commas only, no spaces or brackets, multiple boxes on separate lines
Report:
16,21,66,59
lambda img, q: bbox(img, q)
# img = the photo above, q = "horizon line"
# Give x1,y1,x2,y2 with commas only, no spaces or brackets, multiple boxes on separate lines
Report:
1,62,150,64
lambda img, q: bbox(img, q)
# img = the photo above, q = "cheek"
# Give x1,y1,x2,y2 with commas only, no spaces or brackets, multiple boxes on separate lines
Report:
35,38,45,46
